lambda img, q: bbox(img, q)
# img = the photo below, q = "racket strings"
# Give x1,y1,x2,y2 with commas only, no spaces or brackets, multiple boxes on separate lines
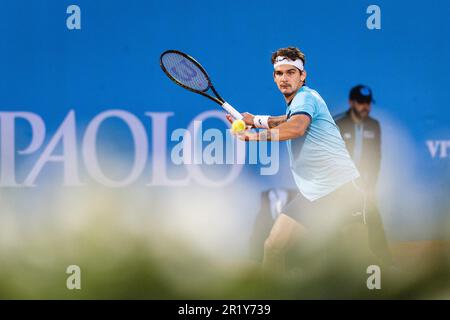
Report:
161,52,209,92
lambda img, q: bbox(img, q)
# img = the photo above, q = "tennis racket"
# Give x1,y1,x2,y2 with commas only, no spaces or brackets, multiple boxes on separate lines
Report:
160,50,243,120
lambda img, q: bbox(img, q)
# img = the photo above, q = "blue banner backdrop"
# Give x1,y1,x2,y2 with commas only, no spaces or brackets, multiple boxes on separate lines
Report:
0,0,449,241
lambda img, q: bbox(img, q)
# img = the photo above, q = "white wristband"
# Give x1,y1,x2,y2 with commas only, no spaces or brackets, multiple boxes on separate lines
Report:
253,115,270,129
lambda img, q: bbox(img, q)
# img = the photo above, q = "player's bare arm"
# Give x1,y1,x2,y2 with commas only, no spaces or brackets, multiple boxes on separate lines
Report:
226,113,287,128
238,114,310,141
268,115,288,128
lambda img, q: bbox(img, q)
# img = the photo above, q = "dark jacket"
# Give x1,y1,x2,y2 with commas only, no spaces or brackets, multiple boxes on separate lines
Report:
334,110,381,192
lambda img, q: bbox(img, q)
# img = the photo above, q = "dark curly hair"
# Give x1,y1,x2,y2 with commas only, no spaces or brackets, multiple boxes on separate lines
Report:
271,47,306,66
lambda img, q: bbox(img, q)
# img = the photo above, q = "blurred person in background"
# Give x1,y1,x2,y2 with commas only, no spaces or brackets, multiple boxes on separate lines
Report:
334,85,393,266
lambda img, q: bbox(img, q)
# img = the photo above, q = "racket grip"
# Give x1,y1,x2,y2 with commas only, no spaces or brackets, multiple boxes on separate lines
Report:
222,102,243,120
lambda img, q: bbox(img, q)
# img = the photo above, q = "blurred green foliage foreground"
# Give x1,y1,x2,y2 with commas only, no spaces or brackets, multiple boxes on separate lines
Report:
0,187,449,299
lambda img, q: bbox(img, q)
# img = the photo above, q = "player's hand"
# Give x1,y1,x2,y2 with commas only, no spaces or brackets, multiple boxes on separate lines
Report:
241,112,255,127
228,123,257,140
225,112,255,128
237,130,258,141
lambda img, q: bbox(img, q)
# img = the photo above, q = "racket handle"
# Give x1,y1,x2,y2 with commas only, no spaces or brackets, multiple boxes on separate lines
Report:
222,102,243,120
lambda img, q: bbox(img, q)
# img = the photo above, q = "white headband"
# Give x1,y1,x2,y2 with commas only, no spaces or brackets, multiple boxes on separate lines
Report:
273,56,304,71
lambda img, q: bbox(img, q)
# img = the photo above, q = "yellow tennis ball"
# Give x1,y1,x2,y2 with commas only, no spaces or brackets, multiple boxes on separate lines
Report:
231,119,246,133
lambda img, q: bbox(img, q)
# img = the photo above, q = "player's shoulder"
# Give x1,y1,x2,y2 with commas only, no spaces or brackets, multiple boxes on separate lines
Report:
292,86,320,104
301,86,322,98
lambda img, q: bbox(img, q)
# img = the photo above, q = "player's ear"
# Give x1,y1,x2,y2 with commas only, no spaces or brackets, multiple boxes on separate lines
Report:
300,70,307,82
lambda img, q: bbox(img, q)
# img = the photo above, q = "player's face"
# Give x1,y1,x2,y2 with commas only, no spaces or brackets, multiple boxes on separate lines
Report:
273,65,305,97
350,100,371,119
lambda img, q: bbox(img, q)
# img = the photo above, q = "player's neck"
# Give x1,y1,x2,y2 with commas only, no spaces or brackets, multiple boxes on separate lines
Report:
284,88,300,104
284,94,295,105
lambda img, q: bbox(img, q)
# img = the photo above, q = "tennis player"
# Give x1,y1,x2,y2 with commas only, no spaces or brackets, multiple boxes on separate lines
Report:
227,47,366,274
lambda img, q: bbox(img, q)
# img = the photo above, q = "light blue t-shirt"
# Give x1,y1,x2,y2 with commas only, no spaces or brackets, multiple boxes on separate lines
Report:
286,86,360,201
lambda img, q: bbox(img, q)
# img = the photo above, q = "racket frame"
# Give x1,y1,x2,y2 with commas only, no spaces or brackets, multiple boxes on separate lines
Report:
160,50,225,105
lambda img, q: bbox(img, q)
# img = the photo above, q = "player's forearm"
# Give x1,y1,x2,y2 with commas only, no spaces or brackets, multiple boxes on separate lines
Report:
243,115,308,141
268,115,287,128
258,123,306,141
